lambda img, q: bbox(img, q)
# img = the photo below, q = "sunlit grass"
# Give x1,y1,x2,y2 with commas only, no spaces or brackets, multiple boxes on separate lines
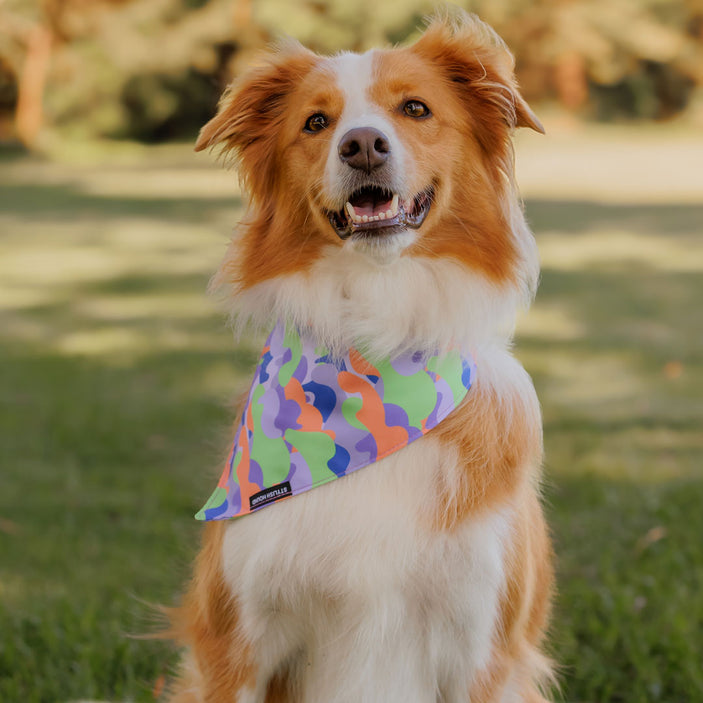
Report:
1,126,702,702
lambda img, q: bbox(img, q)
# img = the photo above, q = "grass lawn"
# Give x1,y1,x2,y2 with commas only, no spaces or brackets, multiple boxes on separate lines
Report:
1,126,702,702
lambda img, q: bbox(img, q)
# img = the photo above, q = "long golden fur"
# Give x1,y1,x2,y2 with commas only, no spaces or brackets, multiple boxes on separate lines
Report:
167,12,554,703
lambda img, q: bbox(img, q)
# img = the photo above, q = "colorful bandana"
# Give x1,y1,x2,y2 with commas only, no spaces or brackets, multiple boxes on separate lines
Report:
196,321,476,520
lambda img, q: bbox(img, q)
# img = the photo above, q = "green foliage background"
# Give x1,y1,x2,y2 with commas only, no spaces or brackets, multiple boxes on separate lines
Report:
1,0,703,144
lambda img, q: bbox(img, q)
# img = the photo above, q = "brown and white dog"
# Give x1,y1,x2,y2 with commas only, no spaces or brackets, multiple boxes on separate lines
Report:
168,12,554,703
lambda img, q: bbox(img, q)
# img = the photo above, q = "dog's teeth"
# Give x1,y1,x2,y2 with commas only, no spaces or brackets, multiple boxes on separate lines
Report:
344,196,401,226
346,202,364,224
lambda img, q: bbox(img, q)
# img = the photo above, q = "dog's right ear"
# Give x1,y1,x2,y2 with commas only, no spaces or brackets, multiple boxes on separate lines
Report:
195,40,316,153
195,40,316,198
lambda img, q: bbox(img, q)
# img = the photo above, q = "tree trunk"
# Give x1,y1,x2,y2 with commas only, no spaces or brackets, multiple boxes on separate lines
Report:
15,25,52,148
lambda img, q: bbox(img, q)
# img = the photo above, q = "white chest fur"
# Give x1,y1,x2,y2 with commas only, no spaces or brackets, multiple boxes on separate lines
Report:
218,228,535,702
221,426,513,703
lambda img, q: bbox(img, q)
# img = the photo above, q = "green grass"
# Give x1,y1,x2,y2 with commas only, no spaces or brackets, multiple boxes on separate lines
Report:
1,130,702,702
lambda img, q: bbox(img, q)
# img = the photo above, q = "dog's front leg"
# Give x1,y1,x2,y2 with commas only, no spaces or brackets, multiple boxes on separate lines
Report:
168,522,267,703
296,594,437,703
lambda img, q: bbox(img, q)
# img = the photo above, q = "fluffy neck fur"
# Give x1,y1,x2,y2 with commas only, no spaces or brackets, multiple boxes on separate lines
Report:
211,169,538,362
213,248,535,364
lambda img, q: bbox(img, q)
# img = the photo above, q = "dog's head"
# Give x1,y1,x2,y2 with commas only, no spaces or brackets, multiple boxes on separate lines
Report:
197,12,542,353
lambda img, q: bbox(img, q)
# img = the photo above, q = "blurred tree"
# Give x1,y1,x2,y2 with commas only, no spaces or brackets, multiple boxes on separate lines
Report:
0,0,702,147
0,0,44,145
0,0,266,144
456,0,703,119
254,0,433,53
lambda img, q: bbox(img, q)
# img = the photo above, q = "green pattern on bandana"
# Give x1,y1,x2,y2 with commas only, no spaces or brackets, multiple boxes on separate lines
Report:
195,321,476,520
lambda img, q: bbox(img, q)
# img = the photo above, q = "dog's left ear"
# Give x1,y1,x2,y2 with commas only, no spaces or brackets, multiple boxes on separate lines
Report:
413,12,544,135
514,94,545,134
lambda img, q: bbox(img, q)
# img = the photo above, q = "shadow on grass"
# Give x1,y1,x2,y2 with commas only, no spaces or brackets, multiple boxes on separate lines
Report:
525,198,703,236
532,267,702,354
82,271,212,295
0,182,241,223
0,143,31,163
2,268,231,357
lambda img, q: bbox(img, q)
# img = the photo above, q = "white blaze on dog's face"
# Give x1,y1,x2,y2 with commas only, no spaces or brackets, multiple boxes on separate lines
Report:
195,15,543,309
320,51,415,262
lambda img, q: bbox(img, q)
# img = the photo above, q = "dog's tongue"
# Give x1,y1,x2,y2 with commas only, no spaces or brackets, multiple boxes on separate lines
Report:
350,191,393,218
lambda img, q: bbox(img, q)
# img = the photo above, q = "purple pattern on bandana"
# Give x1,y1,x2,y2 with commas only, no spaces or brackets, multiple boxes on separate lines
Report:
195,321,476,521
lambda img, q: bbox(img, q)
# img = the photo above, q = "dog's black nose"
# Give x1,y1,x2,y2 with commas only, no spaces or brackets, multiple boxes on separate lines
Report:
338,127,390,173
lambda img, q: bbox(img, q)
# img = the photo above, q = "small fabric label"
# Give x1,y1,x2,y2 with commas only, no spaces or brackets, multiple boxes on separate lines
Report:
249,482,292,510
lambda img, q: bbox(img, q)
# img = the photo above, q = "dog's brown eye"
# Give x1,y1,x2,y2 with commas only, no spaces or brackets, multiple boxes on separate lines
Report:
304,113,329,133
403,100,431,119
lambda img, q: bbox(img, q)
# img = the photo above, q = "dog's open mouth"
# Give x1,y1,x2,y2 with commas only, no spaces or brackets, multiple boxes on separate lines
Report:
328,186,434,240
